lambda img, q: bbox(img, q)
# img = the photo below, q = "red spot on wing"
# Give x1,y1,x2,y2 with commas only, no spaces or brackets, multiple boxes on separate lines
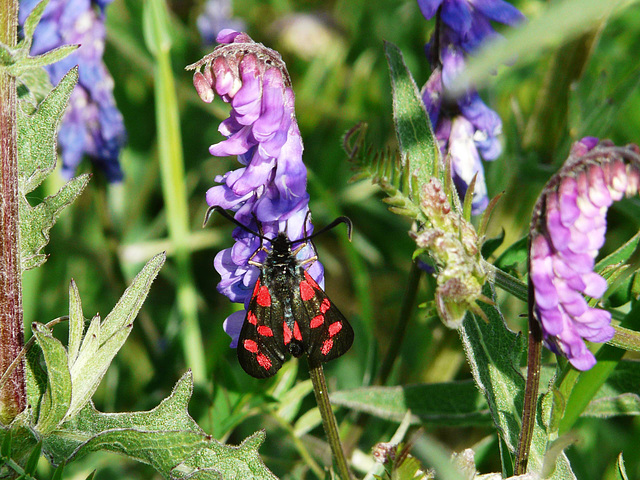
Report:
328,321,342,337
257,285,271,306
300,280,315,301
321,338,333,356
257,325,274,337
303,270,319,287
256,352,272,370
293,321,302,341
243,339,258,353
247,310,258,325
320,298,331,313
310,315,324,328
283,321,292,345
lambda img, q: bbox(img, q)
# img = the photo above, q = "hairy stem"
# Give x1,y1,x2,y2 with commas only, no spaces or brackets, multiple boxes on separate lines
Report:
0,0,26,424
309,364,352,480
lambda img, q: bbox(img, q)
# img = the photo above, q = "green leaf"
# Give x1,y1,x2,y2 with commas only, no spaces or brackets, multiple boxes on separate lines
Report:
458,284,525,459
45,373,277,480
494,235,528,272
8,45,79,76
18,67,76,194
448,0,636,95
66,253,166,419
67,280,84,366
331,381,490,426
617,453,629,480
32,323,72,435
18,67,90,271
384,41,441,199
142,0,173,56
22,0,49,45
275,380,313,423
19,174,91,271
51,461,66,480
23,441,42,475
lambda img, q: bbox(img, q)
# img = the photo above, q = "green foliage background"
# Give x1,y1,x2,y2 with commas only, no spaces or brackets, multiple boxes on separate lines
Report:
19,0,640,478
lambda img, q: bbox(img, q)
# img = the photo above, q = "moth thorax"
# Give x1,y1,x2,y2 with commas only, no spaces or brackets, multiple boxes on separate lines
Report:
289,340,304,358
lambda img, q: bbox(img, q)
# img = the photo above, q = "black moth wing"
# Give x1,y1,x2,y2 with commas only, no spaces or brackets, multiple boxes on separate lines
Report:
294,267,354,368
237,275,287,378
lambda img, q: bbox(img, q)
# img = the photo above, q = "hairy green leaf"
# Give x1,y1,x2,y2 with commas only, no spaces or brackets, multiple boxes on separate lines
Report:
66,253,166,420
21,0,49,46
331,381,490,426
18,67,89,271
45,373,276,480
19,174,91,270
32,323,72,435
384,41,440,196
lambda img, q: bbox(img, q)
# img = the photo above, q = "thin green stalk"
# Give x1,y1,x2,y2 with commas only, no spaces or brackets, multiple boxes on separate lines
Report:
377,260,422,385
267,411,324,479
0,0,26,424
309,364,352,480
143,0,206,383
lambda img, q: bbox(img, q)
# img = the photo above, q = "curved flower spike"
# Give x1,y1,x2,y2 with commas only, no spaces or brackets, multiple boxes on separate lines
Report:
529,138,640,370
188,31,322,347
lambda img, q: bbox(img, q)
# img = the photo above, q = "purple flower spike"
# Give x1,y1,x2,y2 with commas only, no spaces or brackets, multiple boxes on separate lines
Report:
188,32,324,347
20,0,126,182
418,0,522,214
529,139,640,370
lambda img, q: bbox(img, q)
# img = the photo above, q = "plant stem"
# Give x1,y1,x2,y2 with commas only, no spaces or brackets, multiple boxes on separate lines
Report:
144,0,206,383
514,272,542,475
0,0,26,424
377,260,422,385
309,364,352,480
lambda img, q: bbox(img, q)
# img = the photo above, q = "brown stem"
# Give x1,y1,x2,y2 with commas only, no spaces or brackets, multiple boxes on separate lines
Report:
514,260,543,475
0,0,26,424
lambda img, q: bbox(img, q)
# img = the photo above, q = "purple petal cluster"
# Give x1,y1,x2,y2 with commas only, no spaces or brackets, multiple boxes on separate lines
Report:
190,30,322,347
19,0,126,182
419,0,523,214
530,138,640,370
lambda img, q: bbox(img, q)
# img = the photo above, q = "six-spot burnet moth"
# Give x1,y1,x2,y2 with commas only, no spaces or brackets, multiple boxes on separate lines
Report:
206,206,355,378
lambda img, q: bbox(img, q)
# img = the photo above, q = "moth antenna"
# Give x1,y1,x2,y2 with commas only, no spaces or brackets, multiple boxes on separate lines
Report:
300,216,352,242
203,206,269,240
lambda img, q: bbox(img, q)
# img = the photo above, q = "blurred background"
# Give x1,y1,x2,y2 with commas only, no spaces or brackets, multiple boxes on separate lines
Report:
22,0,640,478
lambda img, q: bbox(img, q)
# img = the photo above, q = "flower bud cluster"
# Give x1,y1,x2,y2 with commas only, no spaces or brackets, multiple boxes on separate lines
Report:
411,179,487,328
19,0,126,182
418,0,523,214
189,30,322,347
530,138,640,370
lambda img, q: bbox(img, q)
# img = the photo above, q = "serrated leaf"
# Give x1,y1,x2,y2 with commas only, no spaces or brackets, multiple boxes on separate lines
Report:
46,373,277,480
20,174,91,271
66,253,166,420
18,67,77,192
32,323,72,435
17,66,53,114
331,381,490,426
384,41,441,197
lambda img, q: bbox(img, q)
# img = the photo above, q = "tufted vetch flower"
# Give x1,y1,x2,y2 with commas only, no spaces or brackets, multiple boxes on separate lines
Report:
418,0,523,214
188,30,323,347
529,138,640,370
19,0,126,182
